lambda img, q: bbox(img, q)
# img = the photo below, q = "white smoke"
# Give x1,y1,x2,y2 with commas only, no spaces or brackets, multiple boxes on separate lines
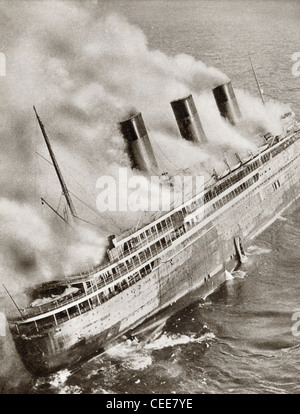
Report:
0,1,289,290
0,198,106,290
236,90,291,136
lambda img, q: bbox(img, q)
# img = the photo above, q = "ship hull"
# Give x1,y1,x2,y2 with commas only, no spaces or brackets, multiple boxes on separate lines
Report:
14,266,227,376
12,139,300,375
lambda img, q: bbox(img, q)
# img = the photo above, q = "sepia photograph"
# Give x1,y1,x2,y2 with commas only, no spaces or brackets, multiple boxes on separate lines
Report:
0,0,299,396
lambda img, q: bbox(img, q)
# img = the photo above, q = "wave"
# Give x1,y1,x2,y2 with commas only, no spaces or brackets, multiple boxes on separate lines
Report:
225,270,234,280
232,269,247,279
277,216,288,222
144,331,215,350
33,368,80,394
103,330,215,370
247,245,272,255
105,339,153,371
198,300,213,308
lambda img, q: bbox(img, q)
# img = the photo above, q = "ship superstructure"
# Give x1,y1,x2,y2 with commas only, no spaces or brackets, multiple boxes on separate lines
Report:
7,77,300,375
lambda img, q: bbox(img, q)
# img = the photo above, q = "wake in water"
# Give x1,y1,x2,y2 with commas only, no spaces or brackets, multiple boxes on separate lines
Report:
105,330,215,366
232,269,248,279
32,328,216,394
144,331,215,350
247,245,273,256
277,216,289,222
33,369,82,394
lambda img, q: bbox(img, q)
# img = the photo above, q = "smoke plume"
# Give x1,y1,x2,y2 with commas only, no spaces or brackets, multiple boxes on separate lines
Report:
0,1,289,293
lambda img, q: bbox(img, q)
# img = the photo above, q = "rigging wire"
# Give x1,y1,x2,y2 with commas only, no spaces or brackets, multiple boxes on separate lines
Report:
35,151,53,166
33,118,127,233
147,127,182,172
69,190,124,232
56,192,63,212
74,215,103,229
40,122,126,227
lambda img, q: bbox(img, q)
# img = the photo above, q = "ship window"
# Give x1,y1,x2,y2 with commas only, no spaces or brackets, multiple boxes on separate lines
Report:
146,229,151,237
152,226,158,235
119,263,126,275
79,300,90,311
121,279,128,289
157,222,162,231
150,243,156,254
39,316,56,329
127,275,133,285
133,273,140,282
131,236,138,246
139,251,146,262
57,310,69,322
68,306,80,317
140,267,147,277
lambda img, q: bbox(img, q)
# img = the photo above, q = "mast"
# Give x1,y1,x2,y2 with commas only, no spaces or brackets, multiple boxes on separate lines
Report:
2,284,24,318
249,55,265,106
33,106,77,219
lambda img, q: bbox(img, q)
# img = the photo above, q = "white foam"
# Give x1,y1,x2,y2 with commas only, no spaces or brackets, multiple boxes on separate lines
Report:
225,270,234,280
91,387,112,394
277,216,288,222
58,385,82,394
232,269,247,279
105,340,153,370
49,369,72,388
33,368,72,392
198,301,213,308
144,332,215,350
247,245,272,255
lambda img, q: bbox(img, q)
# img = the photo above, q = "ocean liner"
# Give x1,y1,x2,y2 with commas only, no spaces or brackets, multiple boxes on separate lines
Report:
7,74,300,375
